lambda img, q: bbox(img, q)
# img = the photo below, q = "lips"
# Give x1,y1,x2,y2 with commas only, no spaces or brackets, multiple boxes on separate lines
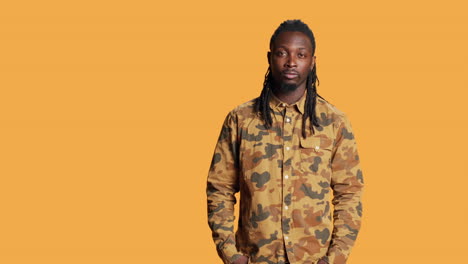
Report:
282,71,299,79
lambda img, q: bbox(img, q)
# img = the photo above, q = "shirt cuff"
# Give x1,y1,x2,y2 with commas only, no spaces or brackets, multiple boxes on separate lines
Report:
220,243,243,264
326,248,347,264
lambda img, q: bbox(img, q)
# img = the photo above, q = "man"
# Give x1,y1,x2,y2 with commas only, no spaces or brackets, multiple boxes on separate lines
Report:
207,19,364,264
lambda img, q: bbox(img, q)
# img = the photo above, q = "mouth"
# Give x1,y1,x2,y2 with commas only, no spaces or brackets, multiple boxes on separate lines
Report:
282,71,299,80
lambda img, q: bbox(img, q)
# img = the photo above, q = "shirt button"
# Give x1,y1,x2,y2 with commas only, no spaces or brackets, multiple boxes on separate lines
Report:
285,117,291,123
285,236,289,240
285,206,288,210
315,145,320,151
284,175,289,179
281,103,286,107
285,146,290,151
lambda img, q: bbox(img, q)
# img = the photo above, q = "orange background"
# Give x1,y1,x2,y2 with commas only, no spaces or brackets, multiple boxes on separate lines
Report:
1,1,467,263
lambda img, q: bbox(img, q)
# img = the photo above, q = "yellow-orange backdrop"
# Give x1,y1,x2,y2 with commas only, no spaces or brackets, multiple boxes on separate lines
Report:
1,1,467,263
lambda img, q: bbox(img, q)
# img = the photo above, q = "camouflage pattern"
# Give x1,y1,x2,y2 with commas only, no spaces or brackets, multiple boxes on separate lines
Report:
207,92,364,264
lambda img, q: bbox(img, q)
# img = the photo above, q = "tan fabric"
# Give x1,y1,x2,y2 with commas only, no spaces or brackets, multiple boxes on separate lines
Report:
207,92,363,264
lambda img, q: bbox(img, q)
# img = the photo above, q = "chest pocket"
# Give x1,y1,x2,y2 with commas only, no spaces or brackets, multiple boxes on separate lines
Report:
299,136,333,174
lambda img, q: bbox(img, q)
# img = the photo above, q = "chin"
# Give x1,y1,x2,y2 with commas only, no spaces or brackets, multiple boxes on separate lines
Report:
277,82,298,93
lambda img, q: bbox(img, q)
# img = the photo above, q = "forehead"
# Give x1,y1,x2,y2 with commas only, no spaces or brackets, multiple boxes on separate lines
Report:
271,31,312,50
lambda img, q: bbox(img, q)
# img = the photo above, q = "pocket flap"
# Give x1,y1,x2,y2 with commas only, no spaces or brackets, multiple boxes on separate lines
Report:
300,136,333,150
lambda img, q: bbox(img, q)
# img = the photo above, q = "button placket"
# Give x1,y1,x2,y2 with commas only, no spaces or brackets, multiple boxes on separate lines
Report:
282,108,294,243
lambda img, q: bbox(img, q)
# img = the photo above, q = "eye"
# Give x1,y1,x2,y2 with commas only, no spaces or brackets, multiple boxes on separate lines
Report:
298,53,306,58
276,51,287,57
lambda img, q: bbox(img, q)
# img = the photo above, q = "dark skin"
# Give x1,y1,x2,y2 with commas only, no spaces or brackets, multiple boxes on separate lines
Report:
268,31,316,105
232,31,326,264
232,255,248,264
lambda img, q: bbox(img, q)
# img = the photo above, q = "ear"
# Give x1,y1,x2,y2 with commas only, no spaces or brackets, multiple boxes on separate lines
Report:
310,55,316,70
267,51,271,65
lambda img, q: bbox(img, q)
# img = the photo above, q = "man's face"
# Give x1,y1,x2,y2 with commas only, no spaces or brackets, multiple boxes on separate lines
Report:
268,31,316,93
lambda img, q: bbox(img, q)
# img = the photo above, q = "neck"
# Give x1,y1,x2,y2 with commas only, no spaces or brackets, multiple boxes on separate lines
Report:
272,86,306,105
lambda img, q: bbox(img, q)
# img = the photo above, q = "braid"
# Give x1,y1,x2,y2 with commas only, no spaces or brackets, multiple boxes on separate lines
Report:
254,68,273,129
302,64,321,138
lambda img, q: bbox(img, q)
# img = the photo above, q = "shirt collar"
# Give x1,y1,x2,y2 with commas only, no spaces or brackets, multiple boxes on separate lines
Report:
269,90,307,115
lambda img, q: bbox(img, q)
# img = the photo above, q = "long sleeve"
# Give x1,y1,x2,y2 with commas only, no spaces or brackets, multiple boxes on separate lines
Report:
207,112,243,264
325,115,364,264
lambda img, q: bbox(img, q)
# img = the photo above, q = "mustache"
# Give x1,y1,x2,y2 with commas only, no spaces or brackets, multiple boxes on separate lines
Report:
282,70,299,74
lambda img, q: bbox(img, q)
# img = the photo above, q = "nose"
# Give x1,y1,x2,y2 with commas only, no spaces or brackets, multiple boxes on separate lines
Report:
285,55,297,68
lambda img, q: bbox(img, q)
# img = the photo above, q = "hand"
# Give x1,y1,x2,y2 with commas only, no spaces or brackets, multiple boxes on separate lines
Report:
232,255,249,264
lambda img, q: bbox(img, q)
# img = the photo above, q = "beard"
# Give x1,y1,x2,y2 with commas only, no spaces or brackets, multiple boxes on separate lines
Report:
278,82,298,93
271,77,300,93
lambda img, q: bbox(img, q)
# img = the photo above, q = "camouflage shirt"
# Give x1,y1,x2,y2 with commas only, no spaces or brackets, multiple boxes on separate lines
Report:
207,92,364,264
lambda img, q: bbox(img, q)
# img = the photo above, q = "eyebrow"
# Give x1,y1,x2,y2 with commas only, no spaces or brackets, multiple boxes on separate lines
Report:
276,46,308,51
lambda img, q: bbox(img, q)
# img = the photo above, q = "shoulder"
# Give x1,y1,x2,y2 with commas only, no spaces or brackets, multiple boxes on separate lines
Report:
317,97,345,117
316,97,352,129
226,98,258,123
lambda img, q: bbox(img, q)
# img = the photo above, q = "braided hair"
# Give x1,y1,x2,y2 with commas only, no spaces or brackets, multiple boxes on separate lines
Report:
254,19,325,138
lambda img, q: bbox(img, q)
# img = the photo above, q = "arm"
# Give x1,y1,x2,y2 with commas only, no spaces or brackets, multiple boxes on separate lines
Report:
207,112,245,264
325,115,364,264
